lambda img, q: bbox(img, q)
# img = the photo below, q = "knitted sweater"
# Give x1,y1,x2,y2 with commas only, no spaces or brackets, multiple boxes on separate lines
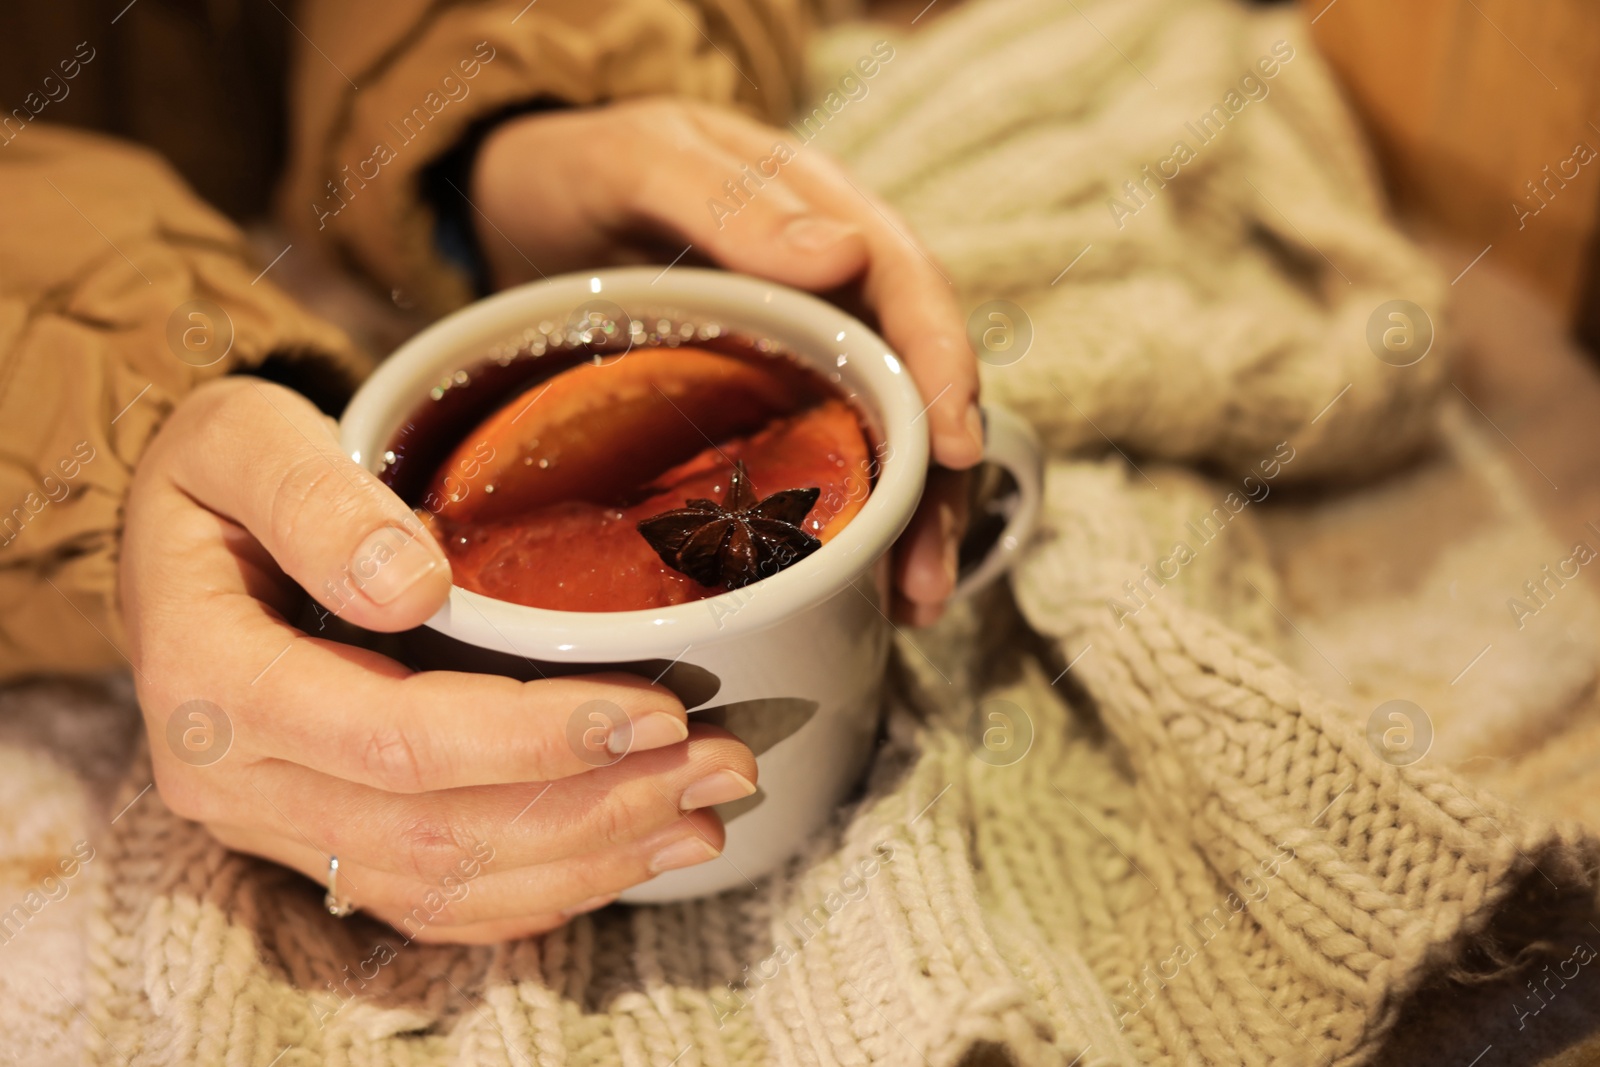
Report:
43,0,1600,1064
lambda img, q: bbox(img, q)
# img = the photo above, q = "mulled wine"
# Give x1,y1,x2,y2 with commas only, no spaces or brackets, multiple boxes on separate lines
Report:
377,312,878,611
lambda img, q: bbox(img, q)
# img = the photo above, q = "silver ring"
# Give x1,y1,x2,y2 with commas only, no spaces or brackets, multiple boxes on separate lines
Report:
325,855,355,918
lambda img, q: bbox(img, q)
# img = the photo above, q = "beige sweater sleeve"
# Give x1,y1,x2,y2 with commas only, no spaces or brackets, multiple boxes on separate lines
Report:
0,125,368,680
280,0,812,315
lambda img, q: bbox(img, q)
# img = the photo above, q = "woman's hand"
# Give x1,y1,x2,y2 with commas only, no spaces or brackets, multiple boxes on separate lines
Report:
121,377,758,943
470,98,981,625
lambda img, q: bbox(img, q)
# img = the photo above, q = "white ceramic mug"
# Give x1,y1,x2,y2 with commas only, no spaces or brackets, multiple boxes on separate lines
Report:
340,267,1042,902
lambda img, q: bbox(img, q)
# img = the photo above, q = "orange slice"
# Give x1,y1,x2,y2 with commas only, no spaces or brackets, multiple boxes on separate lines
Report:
438,398,872,611
428,347,795,523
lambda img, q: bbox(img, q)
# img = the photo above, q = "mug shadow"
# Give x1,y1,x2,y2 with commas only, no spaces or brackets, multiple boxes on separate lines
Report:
385,623,825,824
691,697,821,821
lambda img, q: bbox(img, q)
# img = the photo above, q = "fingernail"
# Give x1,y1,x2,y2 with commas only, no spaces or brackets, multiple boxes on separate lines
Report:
964,402,986,450
785,216,858,251
934,402,985,467
608,712,687,755
678,769,757,811
352,527,443,605
560,892,618,918
648,835,720,874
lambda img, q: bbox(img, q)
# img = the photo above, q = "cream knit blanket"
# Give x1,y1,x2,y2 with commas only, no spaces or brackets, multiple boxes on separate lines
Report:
6,0,1597,1064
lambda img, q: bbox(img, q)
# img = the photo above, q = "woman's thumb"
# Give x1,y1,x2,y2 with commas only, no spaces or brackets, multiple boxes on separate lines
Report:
172,379,453,632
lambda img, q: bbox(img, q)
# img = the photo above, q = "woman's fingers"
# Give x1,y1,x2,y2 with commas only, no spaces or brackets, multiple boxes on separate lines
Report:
685,105,984,471
858,231,985,471
892,466,972,625
473,103,872,290
129,482,694,794
598,103,872,292
138,555,692,795
159,378,452,633
242,722,756,880
209,807,727,935
242,633,692,792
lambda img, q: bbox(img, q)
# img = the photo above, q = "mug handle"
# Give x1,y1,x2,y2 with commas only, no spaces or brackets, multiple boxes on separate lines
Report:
950,403,1045,602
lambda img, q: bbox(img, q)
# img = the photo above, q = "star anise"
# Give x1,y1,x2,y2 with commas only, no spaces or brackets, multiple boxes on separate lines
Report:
637,461,822,589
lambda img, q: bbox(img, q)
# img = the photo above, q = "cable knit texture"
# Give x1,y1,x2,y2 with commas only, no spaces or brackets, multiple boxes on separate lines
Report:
62,1,1599,1065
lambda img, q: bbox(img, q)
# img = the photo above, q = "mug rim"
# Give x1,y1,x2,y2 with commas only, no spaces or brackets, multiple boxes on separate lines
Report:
339,267,930,661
